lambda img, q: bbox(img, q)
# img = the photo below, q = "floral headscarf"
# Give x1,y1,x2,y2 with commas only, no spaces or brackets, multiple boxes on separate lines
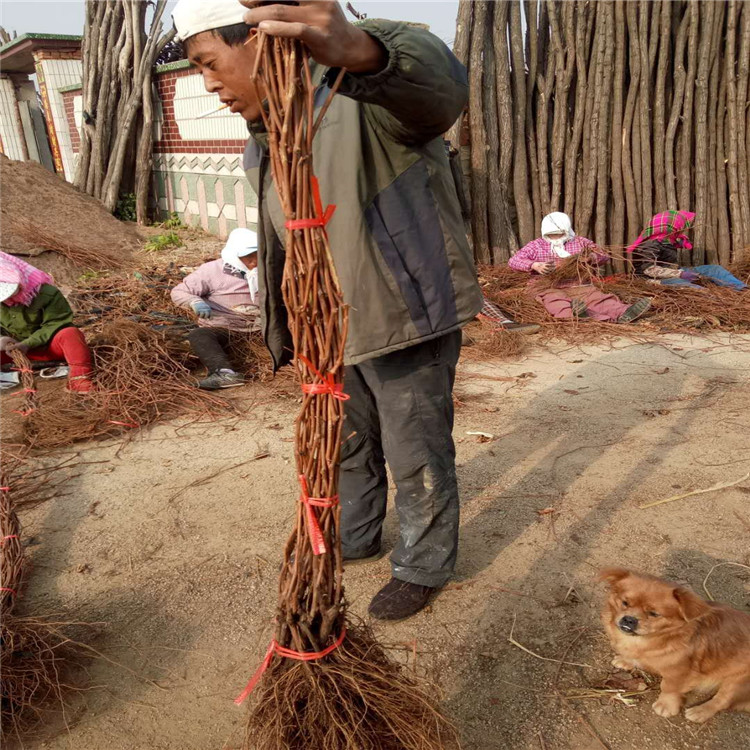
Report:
626,210,696,254
0,251,54,306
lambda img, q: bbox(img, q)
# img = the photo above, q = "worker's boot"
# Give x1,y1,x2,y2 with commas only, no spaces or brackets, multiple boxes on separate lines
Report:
198,369,245,390
617,297,652,324
368,577,435,621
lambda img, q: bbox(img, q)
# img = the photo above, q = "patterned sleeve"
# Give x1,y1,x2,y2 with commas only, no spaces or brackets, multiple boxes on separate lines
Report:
508,239,540,272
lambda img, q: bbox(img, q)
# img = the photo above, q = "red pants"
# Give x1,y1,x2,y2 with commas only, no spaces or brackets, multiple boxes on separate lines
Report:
2,326,93,392
535,286,629,322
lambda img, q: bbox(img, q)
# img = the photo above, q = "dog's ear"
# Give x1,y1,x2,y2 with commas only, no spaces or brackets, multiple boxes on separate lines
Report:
598,568,630,588
672,587,710,621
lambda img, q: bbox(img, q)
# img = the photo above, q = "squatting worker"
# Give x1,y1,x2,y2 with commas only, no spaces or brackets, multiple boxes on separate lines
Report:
0,251,95,393
171,228,260,390
172,0,482,620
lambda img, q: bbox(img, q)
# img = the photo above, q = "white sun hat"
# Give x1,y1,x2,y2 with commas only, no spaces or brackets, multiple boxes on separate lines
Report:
0,281,19,303
172,0,249,42
223,228,258,258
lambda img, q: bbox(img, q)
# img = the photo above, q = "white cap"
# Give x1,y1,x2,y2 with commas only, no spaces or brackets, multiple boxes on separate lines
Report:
225,228,258,257
172,0,248,42
0,282,19,303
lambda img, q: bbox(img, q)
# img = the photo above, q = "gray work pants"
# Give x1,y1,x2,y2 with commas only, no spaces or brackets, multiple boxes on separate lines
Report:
339,331,461,588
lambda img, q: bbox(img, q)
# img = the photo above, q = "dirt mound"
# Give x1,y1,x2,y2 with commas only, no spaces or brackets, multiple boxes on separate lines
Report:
0,155,138,269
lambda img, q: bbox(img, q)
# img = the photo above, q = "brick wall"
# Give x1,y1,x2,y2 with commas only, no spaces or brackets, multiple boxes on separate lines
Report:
150,61,256,237
154,65,246,155
62,88,80,152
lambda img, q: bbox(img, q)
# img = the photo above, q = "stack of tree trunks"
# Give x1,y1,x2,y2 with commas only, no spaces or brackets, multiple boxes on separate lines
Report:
452,0,750,270
75,0,174,222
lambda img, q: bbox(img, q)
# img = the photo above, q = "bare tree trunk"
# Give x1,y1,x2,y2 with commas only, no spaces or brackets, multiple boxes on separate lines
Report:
76,0,173,221
492,0,518,259
467,0,490,262
665,9,689,209
637,0,654,224
653,0,671,212
564,2,589,221
548,0,575,213
736,2,750,246
595,2,615,247
678,1,699,212
579,2,603,239
623,2,641,238
447,0,472,149
693,1,716,261
510,0,534,244
610,1,627,260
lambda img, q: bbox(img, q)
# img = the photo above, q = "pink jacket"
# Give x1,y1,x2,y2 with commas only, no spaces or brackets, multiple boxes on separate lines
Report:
508,236,607,272
171,259,260,332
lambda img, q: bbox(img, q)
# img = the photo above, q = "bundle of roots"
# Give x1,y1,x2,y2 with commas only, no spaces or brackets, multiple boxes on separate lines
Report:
1,456,84,742
247,624,459,750
239,32,458,750
22,319,231,449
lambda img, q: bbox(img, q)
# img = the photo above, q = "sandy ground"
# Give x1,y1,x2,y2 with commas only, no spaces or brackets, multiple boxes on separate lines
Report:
6,332,750,750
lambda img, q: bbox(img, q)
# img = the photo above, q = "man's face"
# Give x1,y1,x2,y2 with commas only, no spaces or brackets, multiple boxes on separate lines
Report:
186,30,263,122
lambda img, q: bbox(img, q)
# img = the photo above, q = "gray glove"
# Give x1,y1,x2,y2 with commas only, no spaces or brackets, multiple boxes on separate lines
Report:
190,300,212,319
0,336,18,352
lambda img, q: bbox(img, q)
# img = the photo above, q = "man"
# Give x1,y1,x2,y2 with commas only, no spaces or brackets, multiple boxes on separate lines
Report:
172,0,483,619
171,227,260,390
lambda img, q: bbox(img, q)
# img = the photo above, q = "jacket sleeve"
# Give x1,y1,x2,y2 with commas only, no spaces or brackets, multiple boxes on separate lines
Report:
21,287,74,350
580,238,609,265
508,240,539,272
171,266,209,310
326,20,468,145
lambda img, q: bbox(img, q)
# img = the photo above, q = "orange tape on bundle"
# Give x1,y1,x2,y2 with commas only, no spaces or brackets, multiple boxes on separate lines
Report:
297,354,349,402
1,535,19,546
298,474,339,556
234,628,346,705
284,176,336,232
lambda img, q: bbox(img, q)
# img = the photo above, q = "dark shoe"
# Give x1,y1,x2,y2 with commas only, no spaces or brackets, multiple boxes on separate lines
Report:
368,577,435,621
618,297,652,324
570,299,588,319
198,370,245,390
502,322,541,335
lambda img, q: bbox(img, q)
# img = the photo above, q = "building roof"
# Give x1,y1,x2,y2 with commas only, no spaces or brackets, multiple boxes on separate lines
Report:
0,33,82,74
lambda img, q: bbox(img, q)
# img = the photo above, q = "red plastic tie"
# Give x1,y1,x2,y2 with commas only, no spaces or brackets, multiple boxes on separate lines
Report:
298,474,339,556
13,409,34,417
1,587,17,596
284,177,336,232
1,535,19,545
11,367,34,374
0,487,9,491
234,628,346,705
298,355,349,402
11,388,37,396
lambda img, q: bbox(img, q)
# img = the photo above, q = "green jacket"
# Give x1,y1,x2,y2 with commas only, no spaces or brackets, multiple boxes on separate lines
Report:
0,284,74,350
244,19,482,368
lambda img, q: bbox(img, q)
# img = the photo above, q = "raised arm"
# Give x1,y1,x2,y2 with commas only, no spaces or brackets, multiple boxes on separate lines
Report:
242,2,467,145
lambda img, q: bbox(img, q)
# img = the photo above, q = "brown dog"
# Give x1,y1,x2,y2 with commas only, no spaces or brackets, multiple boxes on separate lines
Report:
600,567,750,723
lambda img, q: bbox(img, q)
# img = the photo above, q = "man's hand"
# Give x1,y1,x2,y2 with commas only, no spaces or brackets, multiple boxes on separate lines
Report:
531,262,555,275
240,1,386,73
0,336,18,353
4,340,29,354
191,300,212,319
